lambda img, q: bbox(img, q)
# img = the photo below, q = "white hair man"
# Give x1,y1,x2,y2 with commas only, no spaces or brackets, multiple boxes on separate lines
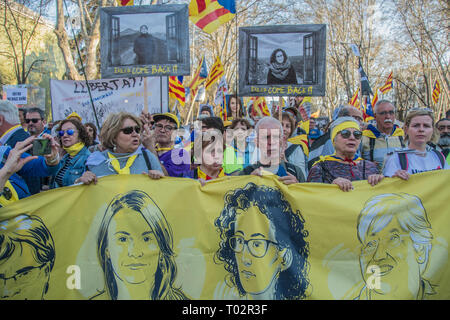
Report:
361,100,405,170
239,116,305,184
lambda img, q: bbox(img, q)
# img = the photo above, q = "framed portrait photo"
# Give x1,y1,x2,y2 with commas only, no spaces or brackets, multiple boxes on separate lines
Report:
100,4,190,78
239,24,326,97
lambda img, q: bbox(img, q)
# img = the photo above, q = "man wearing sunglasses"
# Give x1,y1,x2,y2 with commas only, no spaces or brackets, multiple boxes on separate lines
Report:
142,113,190,177
361,100,405,171
25,108,50,137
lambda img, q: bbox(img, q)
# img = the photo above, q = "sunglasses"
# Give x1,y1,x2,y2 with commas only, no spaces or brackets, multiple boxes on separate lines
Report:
25,118,42,124
120,126,141,135
58,129,76,137
339,129,362,140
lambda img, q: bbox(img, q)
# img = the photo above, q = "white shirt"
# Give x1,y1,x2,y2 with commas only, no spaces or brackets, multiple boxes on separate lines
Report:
383,149,449,177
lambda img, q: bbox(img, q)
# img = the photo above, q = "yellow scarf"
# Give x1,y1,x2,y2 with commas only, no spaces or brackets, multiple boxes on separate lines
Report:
107,152,138,175
155,144,173,153
63,142,85,157
0,180,20,207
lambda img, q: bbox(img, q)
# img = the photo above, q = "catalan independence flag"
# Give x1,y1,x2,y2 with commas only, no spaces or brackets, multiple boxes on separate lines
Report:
189,0,236,34
205,56,225,90
250,97,270,117
116,0,133,6
188,56,208,98
380,72,393,94
432,80,441,104
169,76,186,107
349,88,359,107
371,87,379,107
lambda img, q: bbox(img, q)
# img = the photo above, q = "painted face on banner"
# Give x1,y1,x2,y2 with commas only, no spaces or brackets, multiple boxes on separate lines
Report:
0,242,49,300
106,209,160,285
359,218,423,298
233,206,285,296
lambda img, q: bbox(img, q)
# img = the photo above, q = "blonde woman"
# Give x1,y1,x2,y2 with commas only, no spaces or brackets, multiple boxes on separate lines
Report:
383,108,449,180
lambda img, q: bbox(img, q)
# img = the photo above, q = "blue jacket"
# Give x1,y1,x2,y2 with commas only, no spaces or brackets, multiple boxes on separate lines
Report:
51,146,91,188
0,146,58,200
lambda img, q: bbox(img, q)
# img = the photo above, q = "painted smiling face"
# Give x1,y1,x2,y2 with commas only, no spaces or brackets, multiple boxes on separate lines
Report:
359,218,424,298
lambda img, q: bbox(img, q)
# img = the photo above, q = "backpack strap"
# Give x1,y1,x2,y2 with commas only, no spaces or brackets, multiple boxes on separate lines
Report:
285,144,299,159
285,162,305,182
369,137,376,162
141,149,153,171
398,152,408,171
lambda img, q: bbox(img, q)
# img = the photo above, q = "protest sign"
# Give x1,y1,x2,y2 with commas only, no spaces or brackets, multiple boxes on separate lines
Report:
0,170,448,300
50,77,168,125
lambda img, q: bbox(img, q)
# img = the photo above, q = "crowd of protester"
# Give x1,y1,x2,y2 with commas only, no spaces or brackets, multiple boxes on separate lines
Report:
0,97,448,207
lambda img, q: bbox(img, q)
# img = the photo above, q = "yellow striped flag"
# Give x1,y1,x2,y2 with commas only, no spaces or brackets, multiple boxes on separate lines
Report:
349,88,359,107
205,56,225,90
189,0,236,34
432,80,441,104
116,0,133,5
380,72,393,94
371,88,379,107
169,76,186,107
250,97,270,117
188,56,208,98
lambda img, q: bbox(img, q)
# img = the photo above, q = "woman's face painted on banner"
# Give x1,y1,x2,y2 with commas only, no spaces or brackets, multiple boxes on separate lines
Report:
360,218,423,297
234,206,285,296
106,209,159,285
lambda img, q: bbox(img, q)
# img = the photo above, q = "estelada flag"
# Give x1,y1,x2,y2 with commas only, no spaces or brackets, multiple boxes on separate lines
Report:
432,80,441,104
380,72,393,94
117,0,133,6
205,56,225,90
349,88,359,107
371,88,379,107
169,76,186,107
188,56,208,98
189,0,236,34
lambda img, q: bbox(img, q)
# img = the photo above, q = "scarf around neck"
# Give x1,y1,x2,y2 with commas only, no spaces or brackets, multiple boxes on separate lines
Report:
269,60,292,80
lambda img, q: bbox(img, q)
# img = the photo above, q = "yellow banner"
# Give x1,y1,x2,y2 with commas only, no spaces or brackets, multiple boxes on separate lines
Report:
0,171,449,300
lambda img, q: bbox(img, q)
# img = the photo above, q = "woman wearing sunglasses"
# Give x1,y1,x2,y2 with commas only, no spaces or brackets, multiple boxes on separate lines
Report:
383,108,449,180
307,117,384,191
78,112,163,185
50,119,91,188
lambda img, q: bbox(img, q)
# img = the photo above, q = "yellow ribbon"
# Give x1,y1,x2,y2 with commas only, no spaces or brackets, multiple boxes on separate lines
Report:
107,152,138,175
63,142,85,157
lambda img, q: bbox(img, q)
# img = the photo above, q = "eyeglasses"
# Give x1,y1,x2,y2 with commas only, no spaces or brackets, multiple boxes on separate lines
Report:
377,110,395,116
25,118,42,124
229,235,279,258
154,123,175,132
339,129,362,140
120,126,141,135
58,129,76,137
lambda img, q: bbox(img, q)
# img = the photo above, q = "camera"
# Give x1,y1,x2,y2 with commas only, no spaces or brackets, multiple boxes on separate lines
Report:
32,138,52,156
